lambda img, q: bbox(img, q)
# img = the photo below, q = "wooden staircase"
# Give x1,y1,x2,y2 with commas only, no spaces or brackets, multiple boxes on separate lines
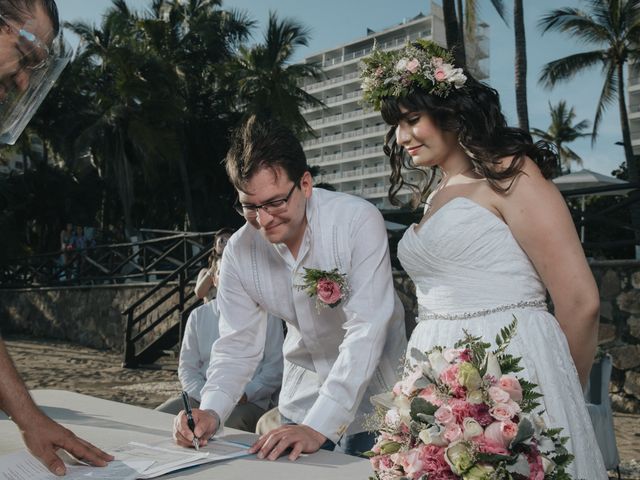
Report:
121,242,211,368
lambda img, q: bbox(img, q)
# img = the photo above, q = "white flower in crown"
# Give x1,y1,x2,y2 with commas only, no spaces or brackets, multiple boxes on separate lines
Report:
395,58,408,72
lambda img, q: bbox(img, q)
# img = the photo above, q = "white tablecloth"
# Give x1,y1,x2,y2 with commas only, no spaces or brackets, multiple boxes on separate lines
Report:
0,390,371,479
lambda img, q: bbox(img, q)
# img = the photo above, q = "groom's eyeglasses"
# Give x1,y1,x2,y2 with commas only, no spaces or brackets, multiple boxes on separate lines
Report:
234,183,297,219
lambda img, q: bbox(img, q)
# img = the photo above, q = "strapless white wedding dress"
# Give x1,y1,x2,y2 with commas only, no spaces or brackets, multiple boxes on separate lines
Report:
398,196,607,479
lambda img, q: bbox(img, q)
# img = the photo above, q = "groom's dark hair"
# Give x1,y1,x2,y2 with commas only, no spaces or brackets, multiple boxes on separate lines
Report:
225,115,310,192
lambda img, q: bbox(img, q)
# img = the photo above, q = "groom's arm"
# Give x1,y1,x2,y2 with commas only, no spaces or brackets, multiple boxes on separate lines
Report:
174,244,268,445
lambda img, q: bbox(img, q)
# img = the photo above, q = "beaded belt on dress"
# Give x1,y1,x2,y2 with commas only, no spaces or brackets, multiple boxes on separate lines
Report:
417,299,547,321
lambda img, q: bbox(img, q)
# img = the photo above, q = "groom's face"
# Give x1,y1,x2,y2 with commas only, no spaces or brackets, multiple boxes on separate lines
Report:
237,166,312,251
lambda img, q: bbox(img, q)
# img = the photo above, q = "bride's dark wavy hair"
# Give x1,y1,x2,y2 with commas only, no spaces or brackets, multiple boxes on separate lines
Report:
380,68,558,207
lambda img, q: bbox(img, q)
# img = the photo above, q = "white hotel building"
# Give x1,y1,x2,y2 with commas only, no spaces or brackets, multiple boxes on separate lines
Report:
630,65,640,158
298,2,489,209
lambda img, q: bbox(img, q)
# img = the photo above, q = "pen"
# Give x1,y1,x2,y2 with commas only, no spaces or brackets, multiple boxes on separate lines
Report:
181,391,199,451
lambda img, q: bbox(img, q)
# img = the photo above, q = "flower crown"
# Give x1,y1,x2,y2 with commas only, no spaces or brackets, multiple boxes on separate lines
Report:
360,39,467,110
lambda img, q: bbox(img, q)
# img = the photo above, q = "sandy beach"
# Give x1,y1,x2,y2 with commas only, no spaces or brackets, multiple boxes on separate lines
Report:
5,334,640,478
6,335,180,410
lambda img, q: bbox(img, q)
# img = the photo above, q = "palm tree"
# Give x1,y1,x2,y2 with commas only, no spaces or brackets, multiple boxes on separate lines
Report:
539,0,640,182
531,101,592,174
513,0,528,131
139,0,254,230
232,11,323,135
441,0,506,69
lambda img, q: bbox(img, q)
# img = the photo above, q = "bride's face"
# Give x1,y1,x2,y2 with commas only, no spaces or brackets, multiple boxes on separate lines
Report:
395,107,458,168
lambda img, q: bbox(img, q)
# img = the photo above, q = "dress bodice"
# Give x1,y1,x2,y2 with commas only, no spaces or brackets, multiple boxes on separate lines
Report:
398,197,546,315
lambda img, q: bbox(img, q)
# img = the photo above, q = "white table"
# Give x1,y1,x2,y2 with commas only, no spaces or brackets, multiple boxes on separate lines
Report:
0,390,372,479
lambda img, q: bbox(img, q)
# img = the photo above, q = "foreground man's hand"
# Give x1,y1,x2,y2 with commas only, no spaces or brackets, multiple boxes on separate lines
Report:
249,424,327,461
20,412,113,476
173,408,219,448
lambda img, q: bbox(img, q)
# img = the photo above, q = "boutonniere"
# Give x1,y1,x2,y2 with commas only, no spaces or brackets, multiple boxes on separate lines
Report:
297,267,349,309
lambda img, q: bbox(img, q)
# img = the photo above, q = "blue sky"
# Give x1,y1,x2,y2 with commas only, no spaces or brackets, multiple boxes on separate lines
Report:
57,0,626,176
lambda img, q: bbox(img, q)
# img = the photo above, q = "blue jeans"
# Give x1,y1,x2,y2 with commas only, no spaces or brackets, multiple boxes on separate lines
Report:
282,416,376,458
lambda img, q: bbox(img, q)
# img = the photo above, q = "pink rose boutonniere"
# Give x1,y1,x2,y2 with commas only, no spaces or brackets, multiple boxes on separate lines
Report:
297,267,349,309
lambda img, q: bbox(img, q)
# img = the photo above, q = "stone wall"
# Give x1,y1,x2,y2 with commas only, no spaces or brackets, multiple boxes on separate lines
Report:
591,260,640,413
0,284,180,351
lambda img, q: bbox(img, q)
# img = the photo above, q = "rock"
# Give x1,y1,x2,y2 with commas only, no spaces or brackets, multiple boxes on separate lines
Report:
610,345,640,370
597,322,617,345
617,290,640,314
624,370,640,400
629,316,640,340
611,393,640,413
600,270,621,299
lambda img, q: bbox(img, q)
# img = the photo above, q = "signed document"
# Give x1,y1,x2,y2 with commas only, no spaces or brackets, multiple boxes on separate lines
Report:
0,438,249,479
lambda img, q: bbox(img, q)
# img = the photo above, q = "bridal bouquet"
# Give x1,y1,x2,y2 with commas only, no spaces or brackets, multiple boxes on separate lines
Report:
365,319,574,480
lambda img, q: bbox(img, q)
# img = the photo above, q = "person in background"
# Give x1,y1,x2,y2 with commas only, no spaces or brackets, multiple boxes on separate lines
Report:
0,0,113,475
194,227,234,303
158,255,284,433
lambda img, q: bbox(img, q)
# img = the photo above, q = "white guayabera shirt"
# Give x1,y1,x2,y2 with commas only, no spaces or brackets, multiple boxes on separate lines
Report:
201,188,407,442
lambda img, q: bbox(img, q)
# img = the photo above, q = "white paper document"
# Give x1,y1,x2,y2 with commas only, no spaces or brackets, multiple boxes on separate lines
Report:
113,439,250,478
0,438,249,480
0,450,152,480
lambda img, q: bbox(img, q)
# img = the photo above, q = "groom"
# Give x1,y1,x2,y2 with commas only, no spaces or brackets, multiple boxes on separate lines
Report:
173,116,406,459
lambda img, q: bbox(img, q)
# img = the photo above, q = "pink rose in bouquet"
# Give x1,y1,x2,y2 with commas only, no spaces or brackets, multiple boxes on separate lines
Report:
500,375,524,402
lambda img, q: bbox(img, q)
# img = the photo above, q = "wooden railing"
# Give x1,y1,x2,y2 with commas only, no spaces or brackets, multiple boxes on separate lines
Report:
0,232,215,288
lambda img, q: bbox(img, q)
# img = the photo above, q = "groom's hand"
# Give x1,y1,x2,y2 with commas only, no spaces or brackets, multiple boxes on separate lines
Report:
249,424,326,461
173,408,219,448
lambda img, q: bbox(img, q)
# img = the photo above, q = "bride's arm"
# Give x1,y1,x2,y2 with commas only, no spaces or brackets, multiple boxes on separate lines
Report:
498,158,599,388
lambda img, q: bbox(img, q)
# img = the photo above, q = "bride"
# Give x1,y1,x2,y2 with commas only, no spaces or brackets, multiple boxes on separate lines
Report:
361,40,607,478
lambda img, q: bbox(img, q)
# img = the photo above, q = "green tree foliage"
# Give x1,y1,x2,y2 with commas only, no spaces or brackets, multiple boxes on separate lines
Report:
531,100,592,174
2,0,320,258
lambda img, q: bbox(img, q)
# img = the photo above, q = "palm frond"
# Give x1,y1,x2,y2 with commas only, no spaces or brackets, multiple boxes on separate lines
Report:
539,50,604,88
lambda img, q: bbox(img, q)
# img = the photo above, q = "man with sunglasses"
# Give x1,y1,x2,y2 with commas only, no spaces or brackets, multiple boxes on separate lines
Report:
0,0,113,476
173,115,407,460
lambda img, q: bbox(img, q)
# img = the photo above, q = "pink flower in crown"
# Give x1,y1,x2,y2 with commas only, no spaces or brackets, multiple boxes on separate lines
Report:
375,66,385,77
406,58,420,73
434,67,447,82
432,56,444,67
316,279,342,306
499,375,523,402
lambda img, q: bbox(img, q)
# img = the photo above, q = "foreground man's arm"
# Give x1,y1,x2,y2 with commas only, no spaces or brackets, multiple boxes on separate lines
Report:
0,338,113,476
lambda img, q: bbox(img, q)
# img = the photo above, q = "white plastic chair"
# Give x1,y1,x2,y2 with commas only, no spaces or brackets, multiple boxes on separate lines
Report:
584,354,620,476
